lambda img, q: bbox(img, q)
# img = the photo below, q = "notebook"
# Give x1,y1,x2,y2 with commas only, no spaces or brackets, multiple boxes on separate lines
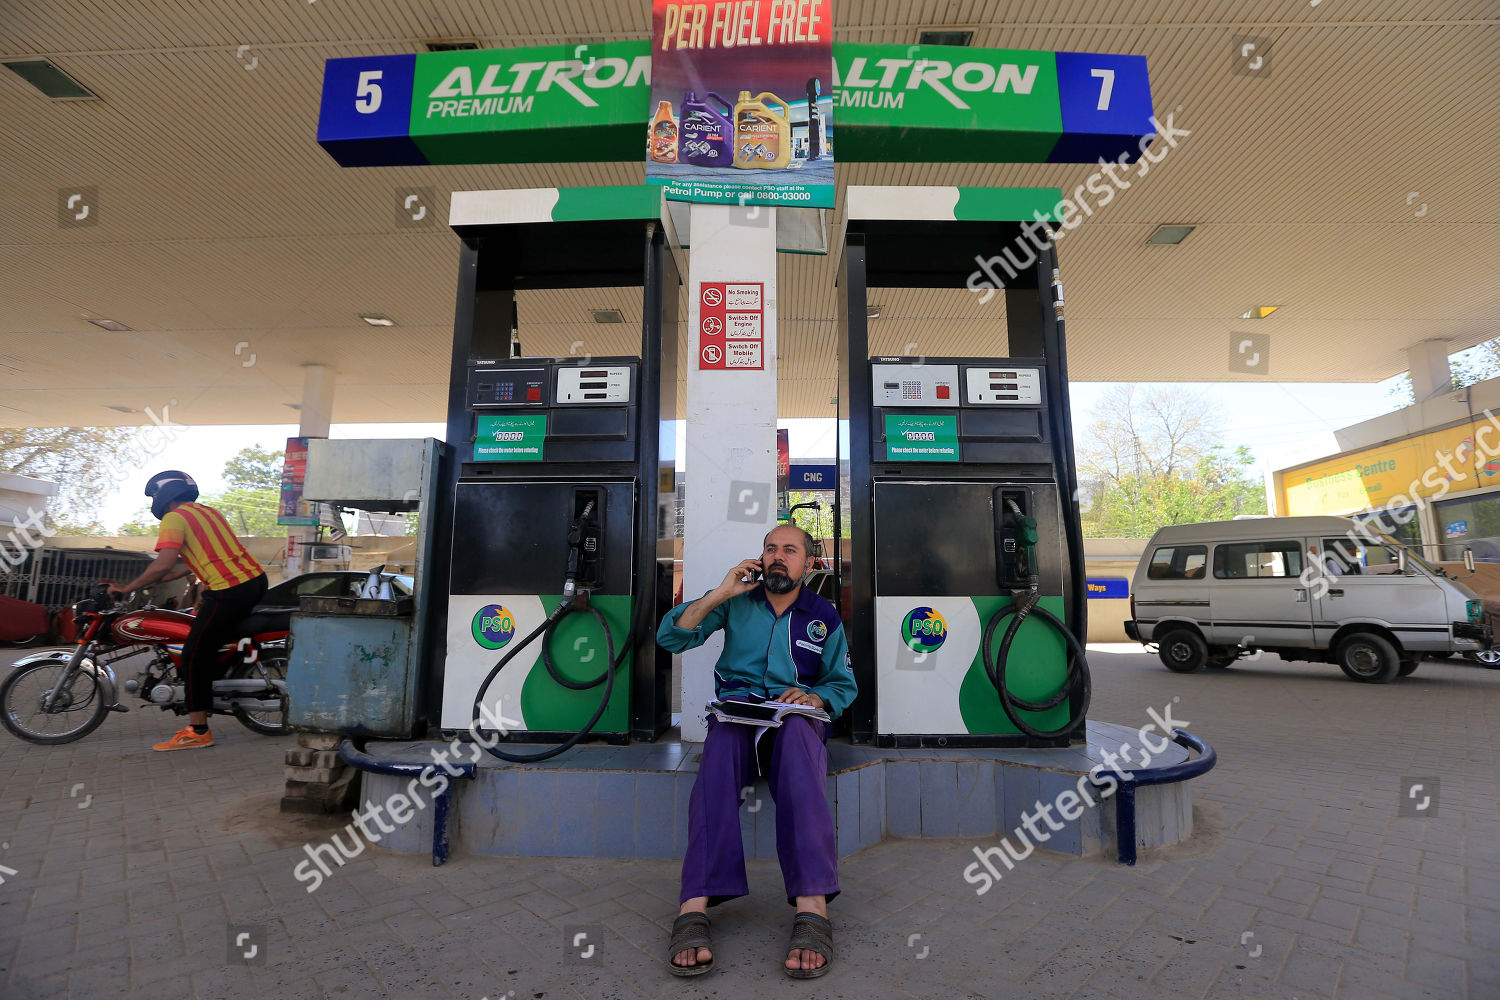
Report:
708,696,830,728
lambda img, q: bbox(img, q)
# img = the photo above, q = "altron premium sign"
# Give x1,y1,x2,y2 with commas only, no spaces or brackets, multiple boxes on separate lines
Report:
318,43,1152,168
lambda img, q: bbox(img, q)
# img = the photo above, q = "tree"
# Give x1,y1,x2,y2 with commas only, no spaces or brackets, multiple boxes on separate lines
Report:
201,445,285,536
1080,385,1220,486
1078,387,1266,537
223,446,284,490
1085,447,1267,536
47,517,108,536
118,510,158,536
1388,338,1500,406
784,490,842,541
207,486,284,535
0,426,146,523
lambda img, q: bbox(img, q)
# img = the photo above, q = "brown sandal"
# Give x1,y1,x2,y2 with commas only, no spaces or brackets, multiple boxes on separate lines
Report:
784,911,833,979
667,912,714,977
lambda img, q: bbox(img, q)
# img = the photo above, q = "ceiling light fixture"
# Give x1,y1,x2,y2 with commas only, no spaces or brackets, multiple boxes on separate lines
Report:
88,319,131,332
1146,225,1195,245
591,309,624,324
918,29,974,46
105,405,138,413
866,305,883,319
360,313,396,327
3,59,97,100
1240,306,1279,320
426,40,479,52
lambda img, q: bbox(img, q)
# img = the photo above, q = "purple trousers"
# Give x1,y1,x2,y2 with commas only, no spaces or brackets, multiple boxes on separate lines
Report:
679,715,840,906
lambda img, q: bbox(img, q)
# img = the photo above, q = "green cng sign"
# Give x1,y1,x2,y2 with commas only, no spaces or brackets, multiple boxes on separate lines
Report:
885,413,960,462
474,414,546,462
319,42,1153,168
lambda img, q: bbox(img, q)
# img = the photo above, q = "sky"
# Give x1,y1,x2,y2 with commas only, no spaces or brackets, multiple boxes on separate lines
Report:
90,377,1408,532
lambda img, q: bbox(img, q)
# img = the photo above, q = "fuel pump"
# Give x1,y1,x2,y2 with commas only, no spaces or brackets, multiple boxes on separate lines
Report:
430,195,678,756
837,188,1091,748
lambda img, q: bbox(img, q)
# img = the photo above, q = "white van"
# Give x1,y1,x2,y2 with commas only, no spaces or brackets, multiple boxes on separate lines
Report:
1123,516,1489,683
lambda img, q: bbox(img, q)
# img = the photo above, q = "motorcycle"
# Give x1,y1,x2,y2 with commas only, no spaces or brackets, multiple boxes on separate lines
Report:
0,584,290,745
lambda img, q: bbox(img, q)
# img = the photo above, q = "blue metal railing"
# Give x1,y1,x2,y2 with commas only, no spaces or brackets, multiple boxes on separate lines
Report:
339,738,477,866
1091,728,1216,866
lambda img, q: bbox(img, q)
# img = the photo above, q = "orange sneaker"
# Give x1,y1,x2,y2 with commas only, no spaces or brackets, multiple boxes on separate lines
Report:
152,726,214,751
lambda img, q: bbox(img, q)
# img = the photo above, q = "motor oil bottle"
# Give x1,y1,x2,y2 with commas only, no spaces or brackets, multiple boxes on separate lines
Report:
648,100,679,163
679,91,733,168
733,91,792,169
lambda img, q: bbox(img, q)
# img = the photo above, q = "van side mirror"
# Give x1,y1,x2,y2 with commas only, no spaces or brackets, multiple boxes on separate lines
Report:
1465,547,1476,574
1398,549,1408,574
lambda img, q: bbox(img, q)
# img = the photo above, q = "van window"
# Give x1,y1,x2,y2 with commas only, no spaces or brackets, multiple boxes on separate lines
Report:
1146,545,1208,580
1214,541,1303,579
1321,537,1401,575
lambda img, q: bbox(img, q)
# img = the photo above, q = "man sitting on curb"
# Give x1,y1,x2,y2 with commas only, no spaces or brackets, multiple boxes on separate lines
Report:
656,524,856,979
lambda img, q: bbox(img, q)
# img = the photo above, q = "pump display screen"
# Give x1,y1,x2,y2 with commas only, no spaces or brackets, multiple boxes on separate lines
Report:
556,365,632,404
964,367,1042,405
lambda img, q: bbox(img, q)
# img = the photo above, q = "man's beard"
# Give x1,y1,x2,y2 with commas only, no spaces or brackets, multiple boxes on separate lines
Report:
764,567,797,594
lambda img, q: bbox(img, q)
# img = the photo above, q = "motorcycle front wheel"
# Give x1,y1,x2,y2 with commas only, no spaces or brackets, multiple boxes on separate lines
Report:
230,655,289,736
0,658,110,745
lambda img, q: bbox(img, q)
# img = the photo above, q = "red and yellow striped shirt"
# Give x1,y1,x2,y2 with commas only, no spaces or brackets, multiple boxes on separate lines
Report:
154,502,265,592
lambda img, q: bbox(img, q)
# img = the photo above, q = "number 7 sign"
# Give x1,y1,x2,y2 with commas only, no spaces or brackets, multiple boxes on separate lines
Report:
1049,52,1154,164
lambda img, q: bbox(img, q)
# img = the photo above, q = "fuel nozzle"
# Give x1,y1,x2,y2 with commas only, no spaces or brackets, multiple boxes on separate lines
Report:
563,497,599,608
1002,495,1041,593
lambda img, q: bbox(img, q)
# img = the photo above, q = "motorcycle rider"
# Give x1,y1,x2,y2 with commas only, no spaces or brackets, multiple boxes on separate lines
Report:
106,471,268,750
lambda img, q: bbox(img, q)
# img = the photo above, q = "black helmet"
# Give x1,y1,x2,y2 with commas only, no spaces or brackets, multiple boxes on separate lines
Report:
145,470,199,520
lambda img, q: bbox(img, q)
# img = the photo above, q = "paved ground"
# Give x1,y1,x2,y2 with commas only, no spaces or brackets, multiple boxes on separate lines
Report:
1,643,1497,1000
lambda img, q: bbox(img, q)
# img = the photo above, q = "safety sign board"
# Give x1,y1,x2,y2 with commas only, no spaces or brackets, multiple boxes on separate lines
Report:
698,281,764,370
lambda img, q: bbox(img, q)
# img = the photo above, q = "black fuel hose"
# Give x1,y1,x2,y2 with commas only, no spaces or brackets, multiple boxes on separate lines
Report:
469,598,626,764
982,592,1092,741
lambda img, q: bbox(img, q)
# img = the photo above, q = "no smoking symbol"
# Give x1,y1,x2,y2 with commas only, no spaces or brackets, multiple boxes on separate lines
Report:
702,344,723,364
702,316,723,336
702,287,723,307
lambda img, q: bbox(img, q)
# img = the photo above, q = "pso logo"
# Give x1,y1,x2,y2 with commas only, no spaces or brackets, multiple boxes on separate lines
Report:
807,620,828,642
901,607,947,653
473,605,516,650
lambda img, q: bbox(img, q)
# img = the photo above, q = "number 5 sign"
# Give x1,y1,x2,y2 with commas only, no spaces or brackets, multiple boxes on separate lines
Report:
317,54,423,167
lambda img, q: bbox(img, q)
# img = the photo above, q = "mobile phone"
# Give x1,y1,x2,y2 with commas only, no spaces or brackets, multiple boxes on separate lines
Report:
741,564,763,584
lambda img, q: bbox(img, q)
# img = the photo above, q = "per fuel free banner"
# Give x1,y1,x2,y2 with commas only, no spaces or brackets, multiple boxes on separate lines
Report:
647,0,834,208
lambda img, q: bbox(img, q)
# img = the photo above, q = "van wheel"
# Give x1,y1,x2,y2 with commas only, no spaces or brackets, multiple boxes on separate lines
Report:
1336,633,1401,683
1397,659,1420,677
1157,630,1208,673
1206,648,1239,669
